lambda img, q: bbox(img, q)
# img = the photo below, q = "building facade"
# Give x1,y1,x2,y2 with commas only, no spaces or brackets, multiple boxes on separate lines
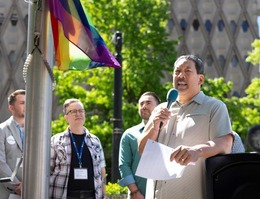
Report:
0,0,28,122
168,0,260,96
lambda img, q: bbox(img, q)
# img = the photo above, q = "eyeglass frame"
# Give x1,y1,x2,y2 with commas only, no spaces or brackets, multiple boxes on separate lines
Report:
65,109,86,115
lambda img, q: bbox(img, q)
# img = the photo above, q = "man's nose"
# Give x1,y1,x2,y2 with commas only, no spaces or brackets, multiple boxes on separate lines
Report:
177,72,186,78
141,104,147,109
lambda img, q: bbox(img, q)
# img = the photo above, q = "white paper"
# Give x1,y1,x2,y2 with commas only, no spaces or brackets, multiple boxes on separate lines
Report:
136,139,194,180
8,194,21,199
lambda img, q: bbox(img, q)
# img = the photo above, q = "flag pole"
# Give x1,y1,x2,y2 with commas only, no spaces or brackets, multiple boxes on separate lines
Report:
111,31,123,182
22,0,52,198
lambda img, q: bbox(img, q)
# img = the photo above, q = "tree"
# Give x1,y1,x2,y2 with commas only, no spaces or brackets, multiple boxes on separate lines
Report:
83,0,178,101
52,0,178,180
246,39,260,65
201,38,260,150
202,77,260,148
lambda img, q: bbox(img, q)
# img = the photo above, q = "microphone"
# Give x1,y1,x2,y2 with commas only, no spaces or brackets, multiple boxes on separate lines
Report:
159,89,178,129
166,88,179,109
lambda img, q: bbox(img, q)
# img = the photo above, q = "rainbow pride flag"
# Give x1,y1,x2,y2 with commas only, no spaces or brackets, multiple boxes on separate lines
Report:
48,0,121,71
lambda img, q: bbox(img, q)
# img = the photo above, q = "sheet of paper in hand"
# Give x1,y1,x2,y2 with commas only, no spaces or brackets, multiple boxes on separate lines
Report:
135,139,194,180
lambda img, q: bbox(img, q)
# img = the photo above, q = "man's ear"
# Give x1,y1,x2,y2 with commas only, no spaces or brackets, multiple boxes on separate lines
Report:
64,114,69,123
198,74,204,85
8,105,14,112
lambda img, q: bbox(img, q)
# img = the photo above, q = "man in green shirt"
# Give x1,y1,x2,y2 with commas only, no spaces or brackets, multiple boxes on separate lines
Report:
118,92,160,198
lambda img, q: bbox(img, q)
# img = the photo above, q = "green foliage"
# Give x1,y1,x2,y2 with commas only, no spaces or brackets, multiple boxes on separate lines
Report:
82,0,178,101
202,77,260,149
238,78,260,128
106,182,128,196
202,77,233,100
246,39,260,65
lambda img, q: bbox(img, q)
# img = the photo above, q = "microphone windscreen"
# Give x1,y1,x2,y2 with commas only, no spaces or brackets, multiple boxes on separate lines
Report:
159,88,179,129
166,88,178,102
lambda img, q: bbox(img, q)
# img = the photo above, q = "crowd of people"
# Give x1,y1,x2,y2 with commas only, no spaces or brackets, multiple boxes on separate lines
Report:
0,54,249,199
0,94,107,199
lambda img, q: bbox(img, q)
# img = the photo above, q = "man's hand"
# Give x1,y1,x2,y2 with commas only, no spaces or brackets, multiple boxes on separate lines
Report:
152,107,171,129
170,145,199,165
130,190,144,199
15,182,22,195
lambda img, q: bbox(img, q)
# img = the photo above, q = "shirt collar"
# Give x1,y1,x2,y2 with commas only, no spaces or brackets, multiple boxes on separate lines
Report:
176,91,205,106
191,91,205,105
138,122,145,133
14,119,22,129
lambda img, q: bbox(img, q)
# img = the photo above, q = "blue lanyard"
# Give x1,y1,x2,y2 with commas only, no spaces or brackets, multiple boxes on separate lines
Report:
69,131,86,168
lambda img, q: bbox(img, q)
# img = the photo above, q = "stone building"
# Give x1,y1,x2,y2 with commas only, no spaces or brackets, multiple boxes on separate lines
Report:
167,0,260,96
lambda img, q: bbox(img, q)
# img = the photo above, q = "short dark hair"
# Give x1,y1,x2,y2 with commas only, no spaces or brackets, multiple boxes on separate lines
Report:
140,92,161,105
174,55,204,75
8,89,26,105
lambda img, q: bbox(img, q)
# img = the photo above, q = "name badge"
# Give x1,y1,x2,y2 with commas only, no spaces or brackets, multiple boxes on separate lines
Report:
74,168,88,180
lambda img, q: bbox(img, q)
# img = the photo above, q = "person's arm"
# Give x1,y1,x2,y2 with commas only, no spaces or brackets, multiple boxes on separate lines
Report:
118,133,136,187
50,136,57,174
101,167,106,198
127,183,144,199
0,127,21,194
170,134,233,165
0,129,13,177
138,107,170,154
96,137,107,199
118,131,144,198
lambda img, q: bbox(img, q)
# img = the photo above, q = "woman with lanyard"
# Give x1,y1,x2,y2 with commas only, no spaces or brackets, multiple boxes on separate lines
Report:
50,98,106,199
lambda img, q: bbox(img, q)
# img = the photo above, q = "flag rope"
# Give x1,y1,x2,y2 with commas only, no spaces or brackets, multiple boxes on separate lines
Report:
23,32,56,90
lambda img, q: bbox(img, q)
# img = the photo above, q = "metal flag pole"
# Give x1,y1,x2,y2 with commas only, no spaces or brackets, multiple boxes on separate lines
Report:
22,0,53,198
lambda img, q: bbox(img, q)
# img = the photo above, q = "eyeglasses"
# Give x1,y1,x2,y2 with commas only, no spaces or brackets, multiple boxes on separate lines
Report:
66,109,85,115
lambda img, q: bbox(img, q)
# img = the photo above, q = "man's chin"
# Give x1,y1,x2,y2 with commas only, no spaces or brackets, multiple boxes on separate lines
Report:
176,87,187,92
141,114,150,121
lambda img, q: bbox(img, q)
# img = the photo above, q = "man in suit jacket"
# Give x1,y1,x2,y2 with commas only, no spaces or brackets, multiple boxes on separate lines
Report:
0,89,25,199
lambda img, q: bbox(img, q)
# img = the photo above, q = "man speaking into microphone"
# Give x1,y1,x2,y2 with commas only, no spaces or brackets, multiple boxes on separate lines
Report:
138,55,233,199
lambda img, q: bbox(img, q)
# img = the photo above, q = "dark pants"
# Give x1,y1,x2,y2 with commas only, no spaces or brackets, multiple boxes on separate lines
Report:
67,190,95,199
